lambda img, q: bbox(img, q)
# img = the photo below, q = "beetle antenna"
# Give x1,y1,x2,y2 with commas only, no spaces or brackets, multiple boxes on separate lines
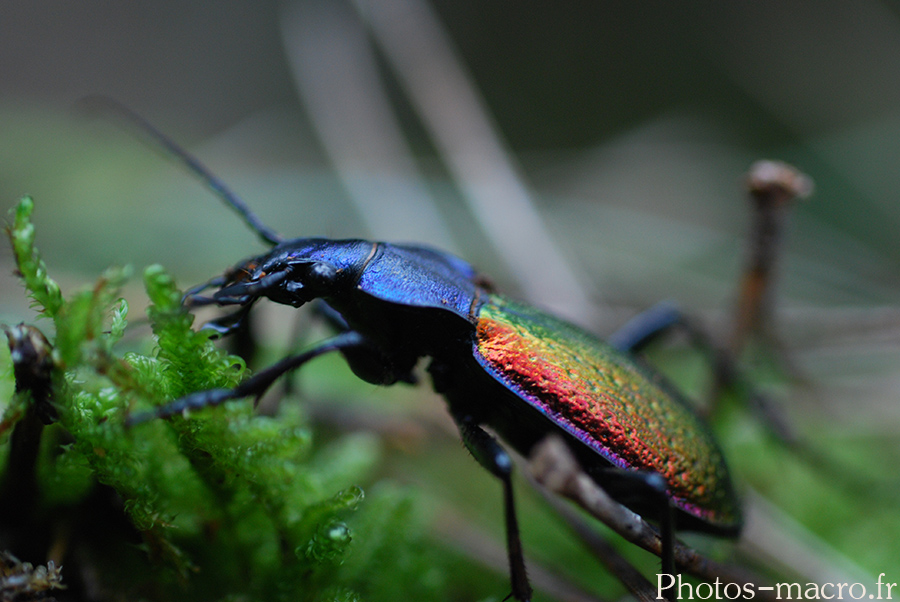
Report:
76,95,283,247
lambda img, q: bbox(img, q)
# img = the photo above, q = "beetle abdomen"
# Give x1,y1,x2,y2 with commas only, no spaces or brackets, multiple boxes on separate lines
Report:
473,295,741,532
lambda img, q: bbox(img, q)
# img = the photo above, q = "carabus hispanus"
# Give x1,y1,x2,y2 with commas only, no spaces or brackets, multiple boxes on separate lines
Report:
133,236,742,599
116,103,741,602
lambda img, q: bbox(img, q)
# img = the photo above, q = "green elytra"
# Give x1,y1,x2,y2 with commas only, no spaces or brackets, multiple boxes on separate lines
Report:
473,294,741,532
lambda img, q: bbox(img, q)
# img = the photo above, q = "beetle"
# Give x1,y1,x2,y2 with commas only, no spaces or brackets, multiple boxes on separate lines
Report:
132,236,742,599
112,101,742,602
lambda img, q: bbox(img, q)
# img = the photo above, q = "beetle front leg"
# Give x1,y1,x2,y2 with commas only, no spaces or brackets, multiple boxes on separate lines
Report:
127,330,371,425
452,414,532,602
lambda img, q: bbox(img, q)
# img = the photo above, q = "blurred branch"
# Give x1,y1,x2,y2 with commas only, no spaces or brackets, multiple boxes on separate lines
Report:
352,0,598,324
280,0,456,250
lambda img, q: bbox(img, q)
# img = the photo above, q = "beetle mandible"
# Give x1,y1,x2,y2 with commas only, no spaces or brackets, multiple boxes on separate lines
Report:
116,103,742,602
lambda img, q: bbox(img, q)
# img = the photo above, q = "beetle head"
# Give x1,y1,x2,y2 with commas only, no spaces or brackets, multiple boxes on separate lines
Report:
186,244,345,310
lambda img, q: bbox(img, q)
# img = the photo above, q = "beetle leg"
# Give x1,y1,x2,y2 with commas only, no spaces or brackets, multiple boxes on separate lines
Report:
126,330,369,425
609,301,747,403
598,468,676,597
199,301,258,338
182,274,229,305
311,300,351,332
607,301,684,354
452,414,532,602
610,303,805,455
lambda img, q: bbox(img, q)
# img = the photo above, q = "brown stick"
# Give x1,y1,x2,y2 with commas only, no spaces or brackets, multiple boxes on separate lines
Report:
528,436,780,602
730,160,812,355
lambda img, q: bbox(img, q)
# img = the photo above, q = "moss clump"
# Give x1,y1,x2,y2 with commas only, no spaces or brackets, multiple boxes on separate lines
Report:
0,197,446,602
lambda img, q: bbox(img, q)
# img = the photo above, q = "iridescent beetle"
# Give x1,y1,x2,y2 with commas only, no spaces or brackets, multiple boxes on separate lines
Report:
118,105,741,602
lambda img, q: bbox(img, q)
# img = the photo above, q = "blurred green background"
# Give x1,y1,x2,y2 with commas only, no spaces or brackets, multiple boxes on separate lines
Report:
2,1,900,599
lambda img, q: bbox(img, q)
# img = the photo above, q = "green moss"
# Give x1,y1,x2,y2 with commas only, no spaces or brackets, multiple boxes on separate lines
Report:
0,197,448,601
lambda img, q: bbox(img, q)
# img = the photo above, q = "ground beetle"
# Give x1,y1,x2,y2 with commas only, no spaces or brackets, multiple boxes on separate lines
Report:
118,105,742,601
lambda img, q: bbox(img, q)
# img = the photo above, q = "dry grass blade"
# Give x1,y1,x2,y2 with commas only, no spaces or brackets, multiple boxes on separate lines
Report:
353,0,597,324
280,0,456,250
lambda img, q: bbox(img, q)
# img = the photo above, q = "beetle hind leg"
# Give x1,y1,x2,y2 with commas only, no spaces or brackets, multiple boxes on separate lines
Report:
452,414,532,602
596,467,676,598
607,301,684,354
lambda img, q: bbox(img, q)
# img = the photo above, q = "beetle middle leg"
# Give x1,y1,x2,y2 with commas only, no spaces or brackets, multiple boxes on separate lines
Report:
452,413,532,602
